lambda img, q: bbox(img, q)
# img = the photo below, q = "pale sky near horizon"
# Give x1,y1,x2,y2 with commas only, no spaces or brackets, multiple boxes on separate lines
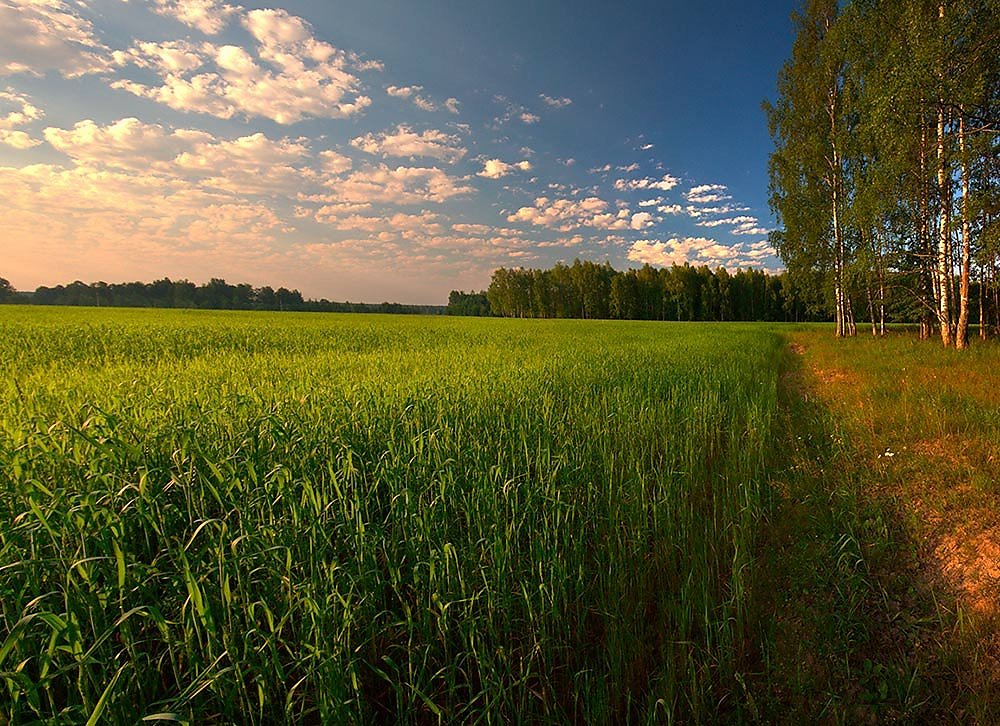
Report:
0,0,796,304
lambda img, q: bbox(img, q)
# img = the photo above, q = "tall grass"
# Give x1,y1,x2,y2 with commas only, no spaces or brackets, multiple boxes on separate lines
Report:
0,307,782,722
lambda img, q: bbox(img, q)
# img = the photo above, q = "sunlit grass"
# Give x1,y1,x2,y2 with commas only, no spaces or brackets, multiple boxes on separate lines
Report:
0,307,783,722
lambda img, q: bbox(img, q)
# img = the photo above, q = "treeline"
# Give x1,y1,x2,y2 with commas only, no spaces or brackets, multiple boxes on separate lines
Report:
1,277,444,315
767,0,999,346
454,260,825,321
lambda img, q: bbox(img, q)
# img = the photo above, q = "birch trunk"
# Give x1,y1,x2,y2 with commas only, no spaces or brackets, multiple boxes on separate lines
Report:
920,114,937,335
981,263,988,340
956,113,971,348
937,100,953,346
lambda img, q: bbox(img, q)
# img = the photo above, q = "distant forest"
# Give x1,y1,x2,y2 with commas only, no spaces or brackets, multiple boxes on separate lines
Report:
0,277,444,315
452,260,825,321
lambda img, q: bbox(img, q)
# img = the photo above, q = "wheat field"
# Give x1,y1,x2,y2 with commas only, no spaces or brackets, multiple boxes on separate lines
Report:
0,307,782,723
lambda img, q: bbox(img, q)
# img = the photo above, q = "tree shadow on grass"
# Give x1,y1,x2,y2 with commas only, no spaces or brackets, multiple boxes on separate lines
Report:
746,342,973,723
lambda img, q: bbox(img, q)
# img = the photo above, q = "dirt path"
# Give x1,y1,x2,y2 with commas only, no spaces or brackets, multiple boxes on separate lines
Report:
768,333,1000,721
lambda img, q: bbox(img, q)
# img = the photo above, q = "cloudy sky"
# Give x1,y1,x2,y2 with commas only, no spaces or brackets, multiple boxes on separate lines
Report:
0,0,795,303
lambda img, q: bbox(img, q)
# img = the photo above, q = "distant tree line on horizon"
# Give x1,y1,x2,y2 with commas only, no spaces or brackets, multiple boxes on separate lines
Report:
0,277,444,315
767,0,999,346
450,260,827,321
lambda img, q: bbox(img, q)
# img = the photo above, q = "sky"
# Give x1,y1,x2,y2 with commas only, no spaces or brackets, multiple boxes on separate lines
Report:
0,0,797,304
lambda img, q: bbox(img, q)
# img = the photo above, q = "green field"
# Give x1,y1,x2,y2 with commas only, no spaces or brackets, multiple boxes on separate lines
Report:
0,307,783,722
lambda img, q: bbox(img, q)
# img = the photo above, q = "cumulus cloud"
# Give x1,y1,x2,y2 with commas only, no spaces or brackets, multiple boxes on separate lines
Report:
685,183,731,204
325,165,474,204
478,158,532,179
0,88,43,148
385,84,449,113
614,173,680,192
696,215,772,235
319,149,352,175
113,8,377,123
352,125,466,163
0,0,110,77
153,0,240,35
627,237,739,267
313,209,444,237
627,235,777,270
43,117,318,195
539,94,572,108
386,85,417,98
507,196,653,232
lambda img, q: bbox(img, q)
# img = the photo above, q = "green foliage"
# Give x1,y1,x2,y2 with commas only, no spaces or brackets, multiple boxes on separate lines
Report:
446,290,491,316
0,307,783,723
487,260,815,322
767,0,1000,336
26,278,444,315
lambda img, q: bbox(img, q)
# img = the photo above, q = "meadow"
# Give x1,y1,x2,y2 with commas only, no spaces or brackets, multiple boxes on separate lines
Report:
0,307,783,723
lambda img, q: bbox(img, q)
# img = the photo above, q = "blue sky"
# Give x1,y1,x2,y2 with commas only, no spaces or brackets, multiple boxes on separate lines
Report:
0,0,796,303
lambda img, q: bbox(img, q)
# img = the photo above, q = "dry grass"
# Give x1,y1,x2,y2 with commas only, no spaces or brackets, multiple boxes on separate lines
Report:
780,328,1000,718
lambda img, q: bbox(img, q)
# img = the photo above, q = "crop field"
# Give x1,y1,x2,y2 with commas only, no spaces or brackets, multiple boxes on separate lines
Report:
0,307,786,722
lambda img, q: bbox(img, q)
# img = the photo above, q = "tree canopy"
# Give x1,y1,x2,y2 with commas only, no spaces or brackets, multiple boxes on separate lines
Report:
767,0,1000,345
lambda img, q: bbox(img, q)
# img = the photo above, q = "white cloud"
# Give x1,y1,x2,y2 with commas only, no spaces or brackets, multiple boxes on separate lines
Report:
614,174,679,192
319,149,352,175
0,88,42,148
153,0,240,35
539,94,572,108
731,221,771,236
627,237,739,267
385,84,445,113
43,117,315,194
113,8,377,124
0,0,110,77
478,158,532,179
520,112,540,124
386,85,418,98
352,125,466,163
314,209,444,237
695,215,771,236
685,183,731,204
629,211,654,230
507,196,652,232
113,40,204,74
412,96,437,112
325,164,474,204
0,129,40,149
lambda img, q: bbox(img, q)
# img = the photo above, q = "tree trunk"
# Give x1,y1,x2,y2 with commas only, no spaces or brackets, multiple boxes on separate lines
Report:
936,99,953,346
867,284,877,336
956,113,972,349
832,165,845,337
981,263,988,340
920,114,938,336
